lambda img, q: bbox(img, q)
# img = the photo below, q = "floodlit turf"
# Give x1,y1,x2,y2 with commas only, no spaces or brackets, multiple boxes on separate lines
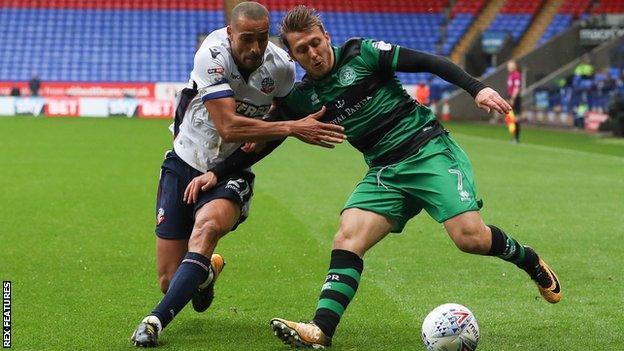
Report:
1,116,623,350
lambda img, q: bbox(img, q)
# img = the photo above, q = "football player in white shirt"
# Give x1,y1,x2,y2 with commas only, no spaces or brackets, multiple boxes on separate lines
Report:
131,2,345,347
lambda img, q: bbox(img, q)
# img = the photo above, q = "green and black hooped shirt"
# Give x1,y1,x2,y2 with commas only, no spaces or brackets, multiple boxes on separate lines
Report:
276,38,444,168
210,38,487,177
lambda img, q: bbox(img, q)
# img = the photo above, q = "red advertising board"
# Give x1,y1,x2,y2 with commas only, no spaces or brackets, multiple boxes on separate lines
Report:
137,100,174,119
585,112,609,132
45,98,81,117
0,82,156,98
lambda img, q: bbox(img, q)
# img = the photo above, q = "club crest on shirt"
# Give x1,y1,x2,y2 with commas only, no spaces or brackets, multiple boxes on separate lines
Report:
339,66,356,85
260,76,275,94
157,207,165,225
311,91,321,105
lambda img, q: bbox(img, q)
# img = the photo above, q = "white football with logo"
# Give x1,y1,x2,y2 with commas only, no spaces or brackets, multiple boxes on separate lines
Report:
421,303,480,351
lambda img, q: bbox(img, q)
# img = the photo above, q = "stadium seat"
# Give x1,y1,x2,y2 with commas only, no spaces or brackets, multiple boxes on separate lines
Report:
485,0,542,44
0,0,451,83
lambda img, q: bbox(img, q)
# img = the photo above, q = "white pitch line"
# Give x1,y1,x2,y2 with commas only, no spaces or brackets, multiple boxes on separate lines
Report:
453,133,624,164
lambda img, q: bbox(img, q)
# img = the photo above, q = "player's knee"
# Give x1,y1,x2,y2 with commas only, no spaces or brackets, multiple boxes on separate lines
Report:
333,224,356,246
333,226,365,254
449,224,489,253
190,218,223,249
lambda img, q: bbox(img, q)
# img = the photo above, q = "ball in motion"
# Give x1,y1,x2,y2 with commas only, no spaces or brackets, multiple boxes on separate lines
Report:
421,303,480,351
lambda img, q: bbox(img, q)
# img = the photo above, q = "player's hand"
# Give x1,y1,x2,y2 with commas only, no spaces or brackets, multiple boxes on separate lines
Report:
241,142,266,153
288,106,347,148
183,172,218,204
475,87,511,114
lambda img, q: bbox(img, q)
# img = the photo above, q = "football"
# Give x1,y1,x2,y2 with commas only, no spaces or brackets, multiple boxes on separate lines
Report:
421,303,480,351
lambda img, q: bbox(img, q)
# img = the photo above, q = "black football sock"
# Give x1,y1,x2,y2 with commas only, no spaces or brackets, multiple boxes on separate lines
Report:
312,249,363,338
150,252,211,329
487,225,538,274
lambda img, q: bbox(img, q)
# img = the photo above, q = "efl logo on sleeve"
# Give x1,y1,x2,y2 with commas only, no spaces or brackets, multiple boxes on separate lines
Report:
2,281,10,348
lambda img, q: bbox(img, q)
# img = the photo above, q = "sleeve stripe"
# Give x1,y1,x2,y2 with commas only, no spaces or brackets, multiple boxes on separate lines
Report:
201,83,232,96
207,78,228,87
391,45,400,71
202,89,234,102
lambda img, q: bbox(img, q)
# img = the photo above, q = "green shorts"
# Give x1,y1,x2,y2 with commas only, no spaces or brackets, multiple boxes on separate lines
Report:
343,133,483,233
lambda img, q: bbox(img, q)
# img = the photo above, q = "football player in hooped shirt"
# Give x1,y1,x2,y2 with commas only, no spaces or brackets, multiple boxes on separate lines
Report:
204,6,562,349
130,2,345,347
268,7,562,348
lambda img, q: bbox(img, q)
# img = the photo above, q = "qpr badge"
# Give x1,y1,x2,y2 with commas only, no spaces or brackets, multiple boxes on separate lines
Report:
260,76,275,94
339,66,356,85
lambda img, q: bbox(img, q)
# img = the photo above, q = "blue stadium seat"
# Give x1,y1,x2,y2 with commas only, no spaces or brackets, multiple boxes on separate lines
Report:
0,7,224,82
1,7,446,83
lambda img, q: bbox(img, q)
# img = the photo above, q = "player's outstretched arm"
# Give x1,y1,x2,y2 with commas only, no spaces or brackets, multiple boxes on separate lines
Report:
183,137,285,203
205,98,345,147
395,48,511,114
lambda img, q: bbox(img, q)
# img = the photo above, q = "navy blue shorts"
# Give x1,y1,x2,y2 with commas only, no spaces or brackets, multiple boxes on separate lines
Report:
155,150,254,240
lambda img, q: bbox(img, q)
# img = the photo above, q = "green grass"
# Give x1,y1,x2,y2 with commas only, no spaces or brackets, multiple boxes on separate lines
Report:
1,117,623,350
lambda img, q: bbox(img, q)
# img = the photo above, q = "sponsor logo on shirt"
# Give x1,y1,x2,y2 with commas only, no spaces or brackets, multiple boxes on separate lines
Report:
372,41,392,51
207,67,225,75
329,95,372,124
209,47,220,58
235,101,271,118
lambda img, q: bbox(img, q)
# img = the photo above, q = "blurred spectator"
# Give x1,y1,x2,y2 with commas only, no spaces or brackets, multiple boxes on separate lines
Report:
573,102,588,129
574,55,594,79
606,92,624,136
594,68,616,111
29,75,41,96
506,60,521,143
415,81,430,106
9,87,20,96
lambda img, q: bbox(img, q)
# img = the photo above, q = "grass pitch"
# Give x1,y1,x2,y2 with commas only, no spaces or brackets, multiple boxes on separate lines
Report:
1,117,623,350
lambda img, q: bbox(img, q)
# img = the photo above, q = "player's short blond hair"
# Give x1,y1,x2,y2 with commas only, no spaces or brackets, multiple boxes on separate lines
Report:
279,5,325,49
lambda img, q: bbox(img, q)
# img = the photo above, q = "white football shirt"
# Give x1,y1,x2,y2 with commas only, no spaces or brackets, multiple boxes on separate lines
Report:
173,27,295,172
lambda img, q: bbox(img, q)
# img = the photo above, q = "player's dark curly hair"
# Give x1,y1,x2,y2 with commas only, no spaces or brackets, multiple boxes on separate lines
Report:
279,5,325,49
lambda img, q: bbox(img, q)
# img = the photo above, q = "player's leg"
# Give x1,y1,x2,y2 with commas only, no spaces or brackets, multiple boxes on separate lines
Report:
147,199,240,332
188,199,233,313
514,96,522,142
156,238,188,293
272,209,394,348
425,133,560,303
133,151,196,347
189,173,254,312
135,171,254,347
443,212,560,303
312,209,393,338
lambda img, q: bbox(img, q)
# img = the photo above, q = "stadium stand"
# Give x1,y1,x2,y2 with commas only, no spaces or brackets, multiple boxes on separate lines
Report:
0,0,224,82
559,0,592,18
442,0,487,56
485,0,544,44
530,1,624,116
262,0,448,84
538,14,573,45
538,0,591,45
591,0,624,14
0,0,453,85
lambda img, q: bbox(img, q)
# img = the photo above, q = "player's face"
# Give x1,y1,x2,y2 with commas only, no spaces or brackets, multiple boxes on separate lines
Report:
228,17,270,71
285,27,333,79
